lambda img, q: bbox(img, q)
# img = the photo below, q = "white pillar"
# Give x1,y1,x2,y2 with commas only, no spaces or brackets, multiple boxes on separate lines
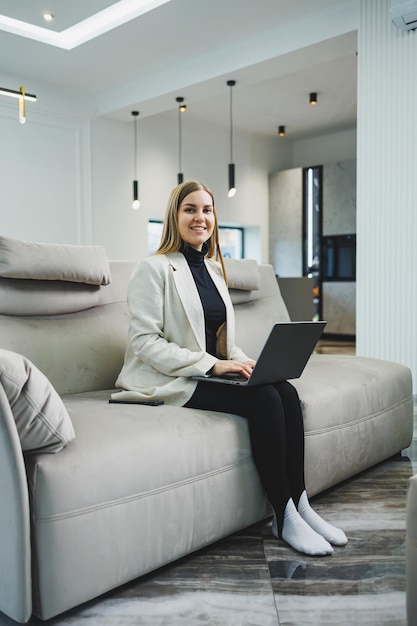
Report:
357,0,417,390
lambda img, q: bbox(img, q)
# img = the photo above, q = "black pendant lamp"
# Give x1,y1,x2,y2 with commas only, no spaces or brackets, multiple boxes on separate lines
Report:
131,111,140,209
176,97,187,184
227,80,236,198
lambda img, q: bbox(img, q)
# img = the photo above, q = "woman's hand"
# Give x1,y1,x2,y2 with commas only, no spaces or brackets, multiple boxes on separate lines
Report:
212,359,256,379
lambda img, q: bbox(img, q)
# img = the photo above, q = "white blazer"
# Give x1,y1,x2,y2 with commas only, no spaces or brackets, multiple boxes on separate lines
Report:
113,252,249,406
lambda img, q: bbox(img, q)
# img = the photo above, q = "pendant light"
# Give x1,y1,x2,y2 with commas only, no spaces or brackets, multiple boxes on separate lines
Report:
0,85,37,124
278,125,286,137
309,92,318,105
131,111,140,209
176,96,187,184
227,80,236,198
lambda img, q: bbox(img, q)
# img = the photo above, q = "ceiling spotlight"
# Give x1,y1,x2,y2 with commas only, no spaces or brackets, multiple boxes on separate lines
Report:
309,92,318,105
176,96,187,113
278,125,286,137
42,12,54,22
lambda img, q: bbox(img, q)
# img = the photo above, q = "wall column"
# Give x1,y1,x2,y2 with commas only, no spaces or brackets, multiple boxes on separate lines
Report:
356,0,417,389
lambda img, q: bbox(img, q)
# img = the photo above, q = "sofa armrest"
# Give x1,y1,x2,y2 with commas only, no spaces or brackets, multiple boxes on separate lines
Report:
0,384,32,623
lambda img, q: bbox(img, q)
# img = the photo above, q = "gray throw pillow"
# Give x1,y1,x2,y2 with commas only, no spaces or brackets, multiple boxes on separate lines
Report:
0,348,75,453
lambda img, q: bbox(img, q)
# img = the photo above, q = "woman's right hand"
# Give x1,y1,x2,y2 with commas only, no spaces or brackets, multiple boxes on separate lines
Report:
212,359,255,379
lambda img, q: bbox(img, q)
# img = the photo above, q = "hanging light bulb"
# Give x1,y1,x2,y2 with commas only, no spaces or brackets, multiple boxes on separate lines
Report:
131,111,140,209
227,80,236,198
19,85,26,124
0,85,37,124
176,97,187,184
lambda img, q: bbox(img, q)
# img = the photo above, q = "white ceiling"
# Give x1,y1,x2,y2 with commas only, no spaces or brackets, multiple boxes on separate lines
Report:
0,0,359,139
0,0,120,31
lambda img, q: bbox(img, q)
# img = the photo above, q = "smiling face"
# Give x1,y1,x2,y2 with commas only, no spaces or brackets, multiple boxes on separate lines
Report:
177,188,215,251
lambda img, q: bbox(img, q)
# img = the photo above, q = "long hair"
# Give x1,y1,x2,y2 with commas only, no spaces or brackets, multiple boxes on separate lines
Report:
155,180,227,279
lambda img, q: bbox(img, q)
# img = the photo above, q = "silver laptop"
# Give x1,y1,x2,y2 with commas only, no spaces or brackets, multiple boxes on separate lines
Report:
192,321,326,386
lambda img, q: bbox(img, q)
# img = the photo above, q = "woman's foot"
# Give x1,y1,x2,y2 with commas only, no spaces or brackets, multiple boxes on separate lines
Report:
272,499,333,556
297,491,348,546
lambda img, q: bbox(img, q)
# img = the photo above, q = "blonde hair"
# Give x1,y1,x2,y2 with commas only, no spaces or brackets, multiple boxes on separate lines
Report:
155,180,227,279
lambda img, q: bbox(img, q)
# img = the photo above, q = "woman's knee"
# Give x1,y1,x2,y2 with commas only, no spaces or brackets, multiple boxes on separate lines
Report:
274,381,301,408
245,385,285,424
251,384,282,406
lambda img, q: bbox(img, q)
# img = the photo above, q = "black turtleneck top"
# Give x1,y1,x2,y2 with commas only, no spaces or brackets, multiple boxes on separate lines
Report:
181,244,226,356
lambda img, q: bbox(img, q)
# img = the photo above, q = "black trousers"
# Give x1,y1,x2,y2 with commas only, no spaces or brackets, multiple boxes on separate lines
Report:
184,380,305,535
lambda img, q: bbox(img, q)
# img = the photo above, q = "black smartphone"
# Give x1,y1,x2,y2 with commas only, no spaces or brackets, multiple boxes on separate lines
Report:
108,399,164,406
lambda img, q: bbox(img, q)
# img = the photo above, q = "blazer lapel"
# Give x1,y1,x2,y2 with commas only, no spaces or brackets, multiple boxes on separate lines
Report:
167,253,206,350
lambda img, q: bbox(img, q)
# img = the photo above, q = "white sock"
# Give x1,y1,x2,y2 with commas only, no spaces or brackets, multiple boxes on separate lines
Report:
297,491,348,546
272,499,333,556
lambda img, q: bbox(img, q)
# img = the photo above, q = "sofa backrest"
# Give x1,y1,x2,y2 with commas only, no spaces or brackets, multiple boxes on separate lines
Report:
0,257,290,395
230,262,291,359
0,260,136,394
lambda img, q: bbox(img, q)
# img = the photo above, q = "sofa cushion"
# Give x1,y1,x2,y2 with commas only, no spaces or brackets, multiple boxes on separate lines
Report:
223,259,260,305
224,258,260,291
0,236,111,285
25,389,269,618
0,349,75,453
292,353,413,495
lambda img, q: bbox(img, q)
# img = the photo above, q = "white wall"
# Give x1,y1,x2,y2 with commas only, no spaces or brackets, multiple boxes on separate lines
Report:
0,72,93,244
1,80,291,264
356,0,417,389
89,116,148,260
99,110,292,263
292,127,357,168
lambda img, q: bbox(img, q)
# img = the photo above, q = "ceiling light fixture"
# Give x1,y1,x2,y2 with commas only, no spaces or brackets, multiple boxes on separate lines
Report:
278,125,286,137
227,80,236,198
42,13,54,22
0,85,37,124
177,97,187,113
0,0,172,50
309,92,318,105
176,97,186,184
131,111,140,209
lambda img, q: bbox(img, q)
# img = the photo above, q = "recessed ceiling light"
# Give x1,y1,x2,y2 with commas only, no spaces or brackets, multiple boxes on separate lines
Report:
0,0,172,50
42,12,54,22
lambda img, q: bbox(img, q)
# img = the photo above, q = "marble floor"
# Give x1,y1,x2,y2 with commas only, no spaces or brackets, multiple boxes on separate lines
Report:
1,349,415,626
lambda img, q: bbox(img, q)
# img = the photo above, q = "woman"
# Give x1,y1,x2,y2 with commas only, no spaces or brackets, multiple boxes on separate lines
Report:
114,180,347,556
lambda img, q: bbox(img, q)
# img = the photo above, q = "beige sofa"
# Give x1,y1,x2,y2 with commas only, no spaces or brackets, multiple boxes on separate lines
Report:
0,237,413,623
